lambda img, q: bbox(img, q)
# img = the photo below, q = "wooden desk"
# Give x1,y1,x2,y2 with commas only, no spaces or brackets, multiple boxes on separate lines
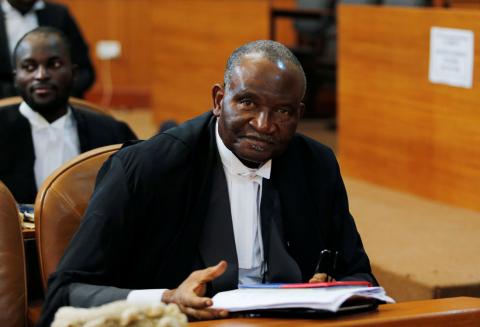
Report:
191,297,480,326
22,228,35,240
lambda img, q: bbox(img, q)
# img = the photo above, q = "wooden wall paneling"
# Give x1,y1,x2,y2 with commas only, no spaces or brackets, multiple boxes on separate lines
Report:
55,0,300,115
270,0,297,46
56,0,153,107
338,5,480,211
150,0,270,123
449,1,480,9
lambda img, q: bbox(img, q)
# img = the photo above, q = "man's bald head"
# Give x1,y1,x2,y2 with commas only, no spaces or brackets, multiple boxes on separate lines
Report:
13,26,72,68
224,40,307,99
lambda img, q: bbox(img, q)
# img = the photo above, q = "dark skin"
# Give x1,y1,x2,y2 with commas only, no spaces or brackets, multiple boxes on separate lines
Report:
7,0,37,14
161,54,311,320
162,261,229,320
212,53,305,168
14,33,75,123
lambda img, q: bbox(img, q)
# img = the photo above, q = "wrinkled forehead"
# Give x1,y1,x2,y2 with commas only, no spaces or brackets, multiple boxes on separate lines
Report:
16,34,69,64
229,54,305,98
241,52,290,71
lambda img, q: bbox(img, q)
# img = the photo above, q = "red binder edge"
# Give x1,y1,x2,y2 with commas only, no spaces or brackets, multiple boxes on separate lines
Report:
280,281,372,288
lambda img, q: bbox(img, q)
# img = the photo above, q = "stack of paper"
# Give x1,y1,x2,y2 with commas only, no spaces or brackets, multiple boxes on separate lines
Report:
211,286,394,312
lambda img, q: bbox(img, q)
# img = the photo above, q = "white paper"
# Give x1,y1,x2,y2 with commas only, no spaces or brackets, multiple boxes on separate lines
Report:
429,27,474,88
211,286,395,312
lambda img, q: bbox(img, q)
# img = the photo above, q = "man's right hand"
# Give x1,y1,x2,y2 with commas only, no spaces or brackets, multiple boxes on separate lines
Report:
309,272,336,283
161,261,229,320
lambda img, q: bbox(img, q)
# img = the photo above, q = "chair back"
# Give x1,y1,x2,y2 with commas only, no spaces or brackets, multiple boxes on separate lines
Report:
0,181,27,327
34,144,121,290
0,96,110,115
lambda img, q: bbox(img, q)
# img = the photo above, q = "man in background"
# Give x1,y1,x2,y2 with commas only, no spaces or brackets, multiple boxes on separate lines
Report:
0,26,136,204
38,40,375,325
0,0,95,98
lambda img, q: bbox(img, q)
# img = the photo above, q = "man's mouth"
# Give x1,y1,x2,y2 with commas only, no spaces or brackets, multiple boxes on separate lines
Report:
32,85,55,95
243,135,274,151
244,135,274,144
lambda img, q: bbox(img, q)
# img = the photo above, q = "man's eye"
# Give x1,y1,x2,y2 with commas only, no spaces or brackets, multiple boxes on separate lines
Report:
51,61,62,68
239,98,254,107
22,64,36,72
276,108,292,115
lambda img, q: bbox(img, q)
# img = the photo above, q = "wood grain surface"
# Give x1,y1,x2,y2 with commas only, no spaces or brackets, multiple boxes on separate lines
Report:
338,5,480,211
190,297,480,327
56,0,153,107
55,0,297,118
150,0,270,123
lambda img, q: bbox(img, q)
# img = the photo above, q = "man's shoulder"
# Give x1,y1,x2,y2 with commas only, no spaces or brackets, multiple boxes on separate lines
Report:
72,106,123,126
276,133,339,176
159,111,214,145
0,105,29,145
0,104,23,123
43,1,69,13
72,106,137,145
39,2,76,32
107,135,194,185
290,133,335,158
270,134,340,189
0,103,19,112
114,111,215,167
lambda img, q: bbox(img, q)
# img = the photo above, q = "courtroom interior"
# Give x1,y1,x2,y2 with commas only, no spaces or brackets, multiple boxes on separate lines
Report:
1,0,480,326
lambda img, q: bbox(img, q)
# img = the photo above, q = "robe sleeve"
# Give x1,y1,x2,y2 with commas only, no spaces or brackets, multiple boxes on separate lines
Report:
68,283,131,307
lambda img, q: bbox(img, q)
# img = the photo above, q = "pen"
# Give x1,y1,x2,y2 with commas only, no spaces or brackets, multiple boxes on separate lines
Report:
314,249,331,275
314,249,339,282
328,251,339,282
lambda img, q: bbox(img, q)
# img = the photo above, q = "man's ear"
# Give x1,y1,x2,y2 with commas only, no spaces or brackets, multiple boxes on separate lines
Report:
212,83,224,117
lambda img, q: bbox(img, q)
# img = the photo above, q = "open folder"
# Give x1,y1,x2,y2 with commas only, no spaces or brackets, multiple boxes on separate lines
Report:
211,282,394,314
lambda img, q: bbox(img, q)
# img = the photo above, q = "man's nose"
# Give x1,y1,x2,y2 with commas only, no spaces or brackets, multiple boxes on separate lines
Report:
35,65,50,80
250,110,275,134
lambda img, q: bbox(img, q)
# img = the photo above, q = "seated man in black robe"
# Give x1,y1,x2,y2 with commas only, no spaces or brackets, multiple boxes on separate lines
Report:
0,27,136,204
38,40,376,325
0,0,95,98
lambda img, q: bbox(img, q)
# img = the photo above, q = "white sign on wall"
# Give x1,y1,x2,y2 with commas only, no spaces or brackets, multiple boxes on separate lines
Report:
429,27,474,89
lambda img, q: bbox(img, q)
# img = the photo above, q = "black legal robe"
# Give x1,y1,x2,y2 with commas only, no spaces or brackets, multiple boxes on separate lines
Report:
0,104,137,204
38,111,375,326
